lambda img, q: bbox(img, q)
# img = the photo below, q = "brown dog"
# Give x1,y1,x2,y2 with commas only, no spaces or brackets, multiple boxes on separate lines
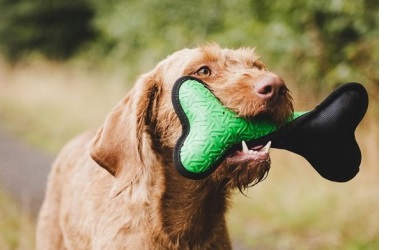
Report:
36,43,293,250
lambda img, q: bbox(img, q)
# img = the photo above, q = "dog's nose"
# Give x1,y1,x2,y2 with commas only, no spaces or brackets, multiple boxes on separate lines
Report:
254,74,287,101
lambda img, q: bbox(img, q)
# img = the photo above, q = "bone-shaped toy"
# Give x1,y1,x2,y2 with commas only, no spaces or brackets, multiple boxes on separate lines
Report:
172,76,368,182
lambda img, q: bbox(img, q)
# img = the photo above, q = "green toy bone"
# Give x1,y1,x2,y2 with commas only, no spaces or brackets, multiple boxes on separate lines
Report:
172,76,368,181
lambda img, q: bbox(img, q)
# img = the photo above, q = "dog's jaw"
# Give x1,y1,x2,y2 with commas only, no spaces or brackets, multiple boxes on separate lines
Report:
206,141,271,192
211,156,271,192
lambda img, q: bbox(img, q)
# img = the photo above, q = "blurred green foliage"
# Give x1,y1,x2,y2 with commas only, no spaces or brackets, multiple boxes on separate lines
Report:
0,0,97,60
0,0,378,96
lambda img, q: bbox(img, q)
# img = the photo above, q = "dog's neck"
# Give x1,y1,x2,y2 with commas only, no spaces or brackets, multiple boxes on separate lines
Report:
157,162,232,248
143,135,232,248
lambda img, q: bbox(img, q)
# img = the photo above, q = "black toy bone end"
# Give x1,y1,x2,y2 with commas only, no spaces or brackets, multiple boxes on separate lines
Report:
251,82,369,182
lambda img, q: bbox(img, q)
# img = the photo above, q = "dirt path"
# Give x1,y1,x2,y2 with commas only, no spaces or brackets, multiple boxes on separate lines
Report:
0,128,53,217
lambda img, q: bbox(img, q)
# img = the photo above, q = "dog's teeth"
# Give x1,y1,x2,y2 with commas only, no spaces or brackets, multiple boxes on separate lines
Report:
242,141,249,153
263,141,272,153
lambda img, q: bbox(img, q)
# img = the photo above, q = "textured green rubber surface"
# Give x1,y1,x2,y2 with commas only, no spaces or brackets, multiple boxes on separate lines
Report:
172,77,305,179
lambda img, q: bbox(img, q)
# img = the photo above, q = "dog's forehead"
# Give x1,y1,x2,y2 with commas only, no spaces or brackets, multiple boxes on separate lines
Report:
156,45,265,87
158,48,200,73
198,45,261,65
223,48,261,64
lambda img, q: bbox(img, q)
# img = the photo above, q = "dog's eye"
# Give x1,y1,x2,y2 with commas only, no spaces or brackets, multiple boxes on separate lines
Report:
195,66,212,76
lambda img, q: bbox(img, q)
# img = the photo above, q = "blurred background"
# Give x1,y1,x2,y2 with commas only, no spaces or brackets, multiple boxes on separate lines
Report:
0,0,378,249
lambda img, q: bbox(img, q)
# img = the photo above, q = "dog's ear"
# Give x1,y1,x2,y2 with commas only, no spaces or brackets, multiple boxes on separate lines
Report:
90,71,161,197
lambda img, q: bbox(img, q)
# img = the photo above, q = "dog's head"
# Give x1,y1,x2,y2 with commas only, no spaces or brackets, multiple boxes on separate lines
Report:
90,43,293,196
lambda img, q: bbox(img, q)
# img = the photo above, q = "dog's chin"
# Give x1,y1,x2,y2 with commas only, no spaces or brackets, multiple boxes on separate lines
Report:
211,153,271,193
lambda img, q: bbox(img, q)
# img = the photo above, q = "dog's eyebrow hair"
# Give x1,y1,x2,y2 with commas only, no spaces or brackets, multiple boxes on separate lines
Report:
224,53,263,66
185,60,210,74
225,57,239,64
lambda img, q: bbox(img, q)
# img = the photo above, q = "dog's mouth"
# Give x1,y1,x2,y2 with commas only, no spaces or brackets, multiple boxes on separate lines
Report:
213,140,272,191
227,140,271,164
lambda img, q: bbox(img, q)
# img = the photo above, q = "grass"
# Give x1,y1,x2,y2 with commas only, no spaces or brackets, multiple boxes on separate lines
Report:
0,58,378,249
0,189,36,250
0,58,132,153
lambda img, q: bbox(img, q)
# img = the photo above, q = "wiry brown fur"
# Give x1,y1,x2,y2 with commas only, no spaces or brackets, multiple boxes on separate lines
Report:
36,43,293,250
